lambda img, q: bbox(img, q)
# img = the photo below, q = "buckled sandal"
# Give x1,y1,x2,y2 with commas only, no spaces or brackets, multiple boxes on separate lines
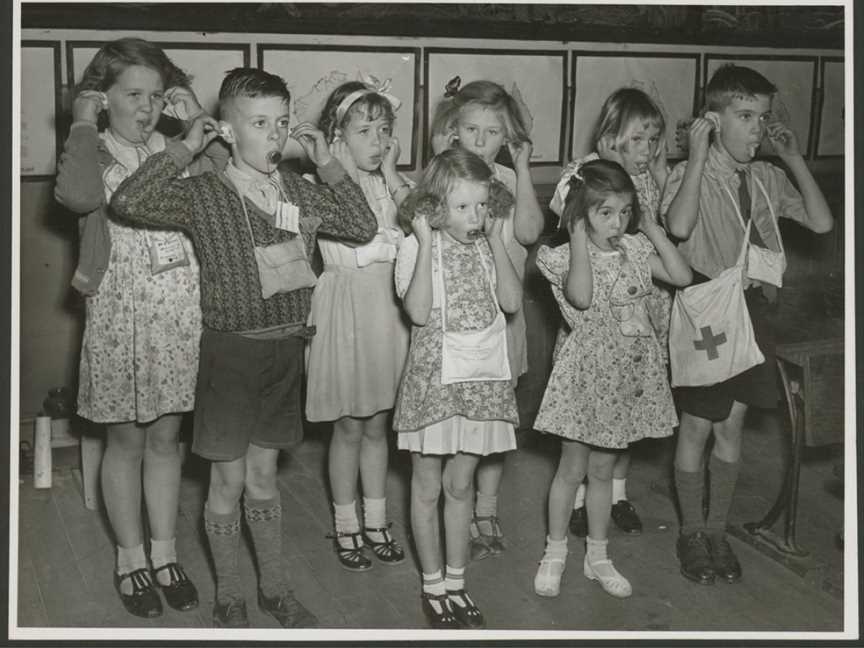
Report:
114,568,163,618
363,523,405,565
326,530,372,572
446,589,486,629
153,561,199,611
420,592,460,629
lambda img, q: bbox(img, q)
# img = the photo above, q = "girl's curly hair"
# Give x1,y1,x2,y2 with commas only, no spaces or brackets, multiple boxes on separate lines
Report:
398,148,514,233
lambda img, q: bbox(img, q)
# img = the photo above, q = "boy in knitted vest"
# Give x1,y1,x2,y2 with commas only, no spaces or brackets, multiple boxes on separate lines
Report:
111,67,377,628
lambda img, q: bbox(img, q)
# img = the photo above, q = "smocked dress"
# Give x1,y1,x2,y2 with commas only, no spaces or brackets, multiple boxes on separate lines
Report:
534,234,677,448
393,232,518,455
305,171,410,421
71,130,202,424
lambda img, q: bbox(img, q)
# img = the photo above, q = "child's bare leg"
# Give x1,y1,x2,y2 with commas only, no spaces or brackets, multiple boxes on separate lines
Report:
102,422,146,550
612,451,630,481
675,412,712,471
142,414,183,541
410,453,443,575
102,422,148,596
359,411,390,499
548,440,590,540
584,447,631,597
329,417,363,505
474,454,505,542
441,452,480,569
585,448,616,542
535,440,589,597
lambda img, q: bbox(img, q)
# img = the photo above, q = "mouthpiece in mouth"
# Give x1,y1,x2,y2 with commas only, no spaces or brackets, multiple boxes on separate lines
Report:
267,151,282,164
466,230,483,240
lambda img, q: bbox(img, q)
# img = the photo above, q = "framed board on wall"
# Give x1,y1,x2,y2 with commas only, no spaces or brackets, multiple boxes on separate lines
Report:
21,41,61,178
67,42,250,118
424,48,567,165
259,45,419,169
704,55,817,158
570,52,699,162
816,57,844,158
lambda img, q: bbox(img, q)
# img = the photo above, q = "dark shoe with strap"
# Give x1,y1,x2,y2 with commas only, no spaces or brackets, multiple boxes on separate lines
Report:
676,531,716,585
153,562,198,611
420,592,460,629
115,568,163,618
258,588,318,628
611,500,643,535
213,595,249,628
447,589,486,629
569,506,588,537
363,523,405,565
327,530,373,571
709,535,742,583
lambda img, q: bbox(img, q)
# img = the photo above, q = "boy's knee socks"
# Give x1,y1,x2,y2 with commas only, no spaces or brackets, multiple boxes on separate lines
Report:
674,467,705,535
706,455,741,537
204,503,242,602
244,494,287,598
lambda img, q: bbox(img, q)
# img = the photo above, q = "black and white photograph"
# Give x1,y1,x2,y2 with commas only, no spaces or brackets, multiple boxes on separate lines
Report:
9,1,855,643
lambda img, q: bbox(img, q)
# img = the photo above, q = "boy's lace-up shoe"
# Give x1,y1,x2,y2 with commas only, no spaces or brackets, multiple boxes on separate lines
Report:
258,589,319,628
709,535,742,583
213,596,249,628
676,531,716,585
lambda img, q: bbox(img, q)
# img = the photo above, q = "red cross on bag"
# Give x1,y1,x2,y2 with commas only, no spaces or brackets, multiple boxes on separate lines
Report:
668,219,765,387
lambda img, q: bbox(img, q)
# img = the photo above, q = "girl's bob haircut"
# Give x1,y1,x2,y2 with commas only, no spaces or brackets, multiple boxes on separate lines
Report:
318,80,396,143
430,79,531,146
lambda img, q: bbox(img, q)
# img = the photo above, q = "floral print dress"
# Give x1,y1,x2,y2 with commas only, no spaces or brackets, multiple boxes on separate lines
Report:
393,233,518,456
534,235,677,448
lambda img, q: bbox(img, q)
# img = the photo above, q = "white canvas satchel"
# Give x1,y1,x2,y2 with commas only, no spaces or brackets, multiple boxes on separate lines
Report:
669,219,764,387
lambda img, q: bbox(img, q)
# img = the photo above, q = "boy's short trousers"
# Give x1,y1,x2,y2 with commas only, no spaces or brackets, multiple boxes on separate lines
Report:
674,287,779,422
193,328,305,461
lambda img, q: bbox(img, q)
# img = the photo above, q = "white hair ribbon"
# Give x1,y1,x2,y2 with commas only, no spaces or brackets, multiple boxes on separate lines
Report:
335,73,402,122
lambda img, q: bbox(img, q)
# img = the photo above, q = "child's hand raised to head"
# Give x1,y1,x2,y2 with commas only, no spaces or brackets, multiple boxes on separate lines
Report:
687,117,714,163
327,135,360,183
164,86,204,121
181,112,220,155
290,122,333,168
508,140,533,172
382,135,400,174
484,213,505,243
765,120,800,159
596,136,625,168
648,138,668,185
431,129,458,156
73,90,106,125
411,212,432,246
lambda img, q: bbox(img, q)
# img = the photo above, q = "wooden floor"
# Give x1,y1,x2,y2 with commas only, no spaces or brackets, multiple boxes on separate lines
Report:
14,411,846,637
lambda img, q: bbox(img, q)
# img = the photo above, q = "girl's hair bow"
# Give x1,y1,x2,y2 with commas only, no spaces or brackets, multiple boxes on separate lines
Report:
335,73,402,122
444,75,461,98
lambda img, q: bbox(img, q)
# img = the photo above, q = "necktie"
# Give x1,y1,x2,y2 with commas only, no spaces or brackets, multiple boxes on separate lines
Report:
736,169,766,247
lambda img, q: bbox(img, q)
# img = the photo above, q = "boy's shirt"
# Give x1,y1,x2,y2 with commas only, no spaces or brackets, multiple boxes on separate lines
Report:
660,144,809,280
110,140,377,333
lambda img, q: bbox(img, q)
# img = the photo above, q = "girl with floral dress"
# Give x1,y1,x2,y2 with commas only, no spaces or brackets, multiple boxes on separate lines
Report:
429,78,544,560
393,148,520,628
55,38,226,618
532,159,691,600
549,87,673,537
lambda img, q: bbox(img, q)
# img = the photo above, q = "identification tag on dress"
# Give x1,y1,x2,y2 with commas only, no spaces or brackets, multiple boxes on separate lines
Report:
147,232,190,275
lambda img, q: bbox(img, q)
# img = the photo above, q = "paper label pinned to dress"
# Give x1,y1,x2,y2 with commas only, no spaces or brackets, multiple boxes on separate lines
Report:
147,232,190,275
